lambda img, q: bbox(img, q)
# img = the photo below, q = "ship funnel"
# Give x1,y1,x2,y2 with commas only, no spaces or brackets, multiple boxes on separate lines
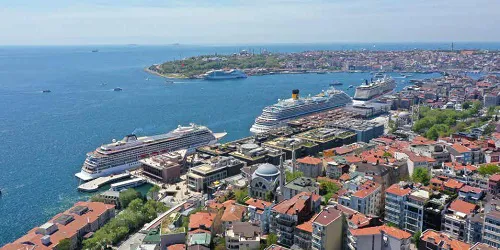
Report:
292,89,299,100
365,80,368,85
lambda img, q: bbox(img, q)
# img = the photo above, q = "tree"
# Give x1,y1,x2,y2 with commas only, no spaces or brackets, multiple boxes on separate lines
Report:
265,191,274,202
285,170,304,182
128,198,144,213
147,185,161,201
478,164,500,176
57,238,71,250
382,151,393,159
266,233,278,247
462,102,470,110
234,187,248,204
412,230,422,248
119,189,142,209
412,168,430,186
90,194,105,203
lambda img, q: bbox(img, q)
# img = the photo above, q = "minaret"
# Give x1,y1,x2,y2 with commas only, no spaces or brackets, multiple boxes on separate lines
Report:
291,144,296,173
279,152,285,192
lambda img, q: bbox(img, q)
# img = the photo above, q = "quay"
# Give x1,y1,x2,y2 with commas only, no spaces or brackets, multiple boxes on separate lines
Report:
77,172,131,192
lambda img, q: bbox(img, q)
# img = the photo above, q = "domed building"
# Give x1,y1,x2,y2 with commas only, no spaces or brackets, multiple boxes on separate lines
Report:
249,163,282,200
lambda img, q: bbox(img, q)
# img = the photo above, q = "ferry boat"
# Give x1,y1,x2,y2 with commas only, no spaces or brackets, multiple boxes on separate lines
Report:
203,69,247,80
113,87,123,92
353,76,396,101
250,88,352,134
75,124,226,181
42,90,51,93
330,81,343,86
110,177,146,191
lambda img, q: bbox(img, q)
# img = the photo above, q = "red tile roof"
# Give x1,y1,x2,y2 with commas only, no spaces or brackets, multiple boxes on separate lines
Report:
168,244,187,250
459,185,482,194
339,173,351,182
344,155,362,164
452,143,471,153
245,198,272,210
421,230,470,250
353,180,380,199
189,212,217,231
490,173,500,182
1,202,115,250
385,184,412,197
350,225,411,240
221,204,246,222
272,192,320,216
448,199,477,216
444,179,465,190
296,214,317,233
297,156,322,165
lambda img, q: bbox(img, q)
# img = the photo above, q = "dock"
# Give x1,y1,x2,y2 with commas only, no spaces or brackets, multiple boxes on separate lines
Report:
77,173,131,192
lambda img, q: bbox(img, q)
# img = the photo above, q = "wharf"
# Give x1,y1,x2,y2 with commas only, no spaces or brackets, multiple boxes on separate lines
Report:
77,173,131,192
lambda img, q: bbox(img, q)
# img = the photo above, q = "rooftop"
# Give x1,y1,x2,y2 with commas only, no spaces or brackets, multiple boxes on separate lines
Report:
448,199,477,216
350,225,411,240
272,192,320,216
314,206,342,226
421,229,470,250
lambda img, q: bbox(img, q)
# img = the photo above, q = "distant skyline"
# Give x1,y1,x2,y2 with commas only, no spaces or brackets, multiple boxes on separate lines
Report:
1,0,499,45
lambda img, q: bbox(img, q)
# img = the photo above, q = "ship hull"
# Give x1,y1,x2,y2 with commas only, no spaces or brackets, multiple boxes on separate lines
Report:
76,139,217,181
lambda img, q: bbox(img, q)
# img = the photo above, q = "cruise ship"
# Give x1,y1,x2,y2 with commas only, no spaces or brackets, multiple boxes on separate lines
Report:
75,124,226,181
353,76,396,101
250,88,352,134
203,69,247,80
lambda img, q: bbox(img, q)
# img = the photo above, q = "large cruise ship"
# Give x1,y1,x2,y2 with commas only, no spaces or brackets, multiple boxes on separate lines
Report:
353,76,396,101
75,124,226,181
203,69,247,80
250,88,352,134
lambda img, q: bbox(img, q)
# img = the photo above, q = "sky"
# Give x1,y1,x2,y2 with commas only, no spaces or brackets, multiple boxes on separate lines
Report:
0,0,499,45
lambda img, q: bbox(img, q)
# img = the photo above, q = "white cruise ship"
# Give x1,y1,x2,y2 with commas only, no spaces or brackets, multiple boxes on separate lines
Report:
75,124,226,181
353,76,396,101
203,69,247,80
250,88,352,134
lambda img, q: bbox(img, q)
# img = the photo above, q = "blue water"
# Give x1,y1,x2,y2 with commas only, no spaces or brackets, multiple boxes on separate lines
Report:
0,43,496,244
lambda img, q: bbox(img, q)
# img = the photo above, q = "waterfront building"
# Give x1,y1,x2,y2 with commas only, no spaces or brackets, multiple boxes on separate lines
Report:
225,222,261,250
419,229,471,250
282,176,319,200
249,163,281,200
245,198,273,233
270,192,321,247
325,119,384,143
296,156,323,178
311,206,343,250
294,127,357,153
1,202,115,250
187,156,245,192
140,150,186,183
348,225,411,250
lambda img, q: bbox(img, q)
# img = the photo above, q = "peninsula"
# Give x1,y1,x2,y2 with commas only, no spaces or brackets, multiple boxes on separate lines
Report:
147,49,500,79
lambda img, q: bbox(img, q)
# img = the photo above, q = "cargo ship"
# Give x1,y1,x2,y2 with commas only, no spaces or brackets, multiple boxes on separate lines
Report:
250,88,352,134
75,124,226,181
353,76,396,101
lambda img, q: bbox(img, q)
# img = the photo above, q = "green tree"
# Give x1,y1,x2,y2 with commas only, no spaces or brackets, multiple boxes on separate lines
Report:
412,230,422,248
119,189,142,209
265,191,274,202
147,185,161,201
266,233,278,247
285,170,304,182
234,187,249,204
57,238,71,250
462,102,470,110
128,198,144,213
478,164,500,176
382,151,393,158
90,194,105,203
412,168,430,186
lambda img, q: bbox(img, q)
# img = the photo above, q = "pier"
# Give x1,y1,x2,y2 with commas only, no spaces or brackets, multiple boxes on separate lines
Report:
77,173,131,192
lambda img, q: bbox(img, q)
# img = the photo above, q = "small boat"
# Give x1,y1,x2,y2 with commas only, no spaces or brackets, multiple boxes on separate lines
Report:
348,85,354,89
330,81,343,86
42,90,51,93
113,87,123,91
165,80,174,84
92,49,99,53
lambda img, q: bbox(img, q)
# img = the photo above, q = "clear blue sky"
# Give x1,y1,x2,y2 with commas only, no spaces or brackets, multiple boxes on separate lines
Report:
1,0,499,45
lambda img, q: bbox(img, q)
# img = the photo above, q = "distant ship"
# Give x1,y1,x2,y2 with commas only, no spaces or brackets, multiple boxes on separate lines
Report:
113,87,123,91
203,69,247,80
330,81,343,86
250,88,352,134
75,123,226,181
92,49,99,53
353,76,396,101
42,90,51,93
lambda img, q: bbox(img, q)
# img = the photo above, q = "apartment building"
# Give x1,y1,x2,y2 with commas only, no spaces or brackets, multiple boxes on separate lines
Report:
419,229,471,250
311,206,343,250
442,199,478,242
338,178,382,216
270,192,321,247
245,198,273,234
384,183,412,229
225,222,261,250
348,225,411,250
404,190,430,234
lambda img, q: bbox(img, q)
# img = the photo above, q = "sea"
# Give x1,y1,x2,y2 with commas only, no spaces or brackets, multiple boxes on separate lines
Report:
0,42,498,244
